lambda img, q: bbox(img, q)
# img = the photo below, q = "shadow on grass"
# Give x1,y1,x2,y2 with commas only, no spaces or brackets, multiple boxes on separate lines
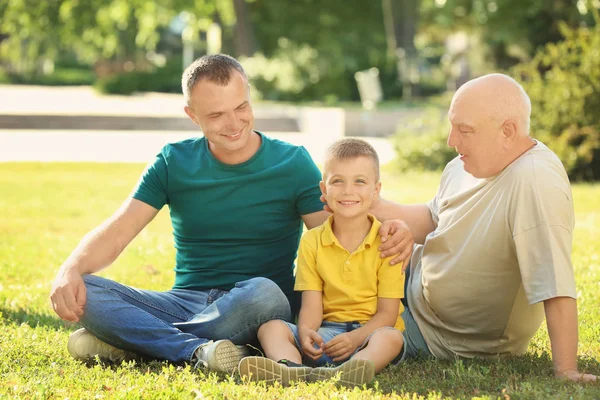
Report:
0,306,77,331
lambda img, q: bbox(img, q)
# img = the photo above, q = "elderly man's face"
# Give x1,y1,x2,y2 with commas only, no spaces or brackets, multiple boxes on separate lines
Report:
446,93,506,178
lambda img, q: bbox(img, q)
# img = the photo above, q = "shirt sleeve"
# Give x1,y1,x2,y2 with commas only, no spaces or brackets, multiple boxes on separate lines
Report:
131,151,169,210
377,256,405,298
294,231,323,292
294,147,324,216
512,162,576,304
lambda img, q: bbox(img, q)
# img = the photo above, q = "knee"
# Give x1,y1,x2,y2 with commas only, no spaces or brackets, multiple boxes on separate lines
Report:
239,278,291,321
374,328,404,349
257,319,287,340
81,274,106,293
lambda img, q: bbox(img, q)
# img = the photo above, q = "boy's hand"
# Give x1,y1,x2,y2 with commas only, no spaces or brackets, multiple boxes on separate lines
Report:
323,332,359,362
378,219,413,268
299,328,324,360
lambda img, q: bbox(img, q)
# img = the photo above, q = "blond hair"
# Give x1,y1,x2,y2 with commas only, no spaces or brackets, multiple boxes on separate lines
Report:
324,138,380,180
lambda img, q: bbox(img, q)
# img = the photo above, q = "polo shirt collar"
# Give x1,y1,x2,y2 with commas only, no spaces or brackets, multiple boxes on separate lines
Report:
320,214,381,249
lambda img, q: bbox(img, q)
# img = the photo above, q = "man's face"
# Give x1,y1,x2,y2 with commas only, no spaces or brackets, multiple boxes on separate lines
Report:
320,156,381,220
447,93,506,178
184,71,255,161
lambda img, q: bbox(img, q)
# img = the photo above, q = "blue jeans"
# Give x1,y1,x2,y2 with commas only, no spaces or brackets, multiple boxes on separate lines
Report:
80,275,291,363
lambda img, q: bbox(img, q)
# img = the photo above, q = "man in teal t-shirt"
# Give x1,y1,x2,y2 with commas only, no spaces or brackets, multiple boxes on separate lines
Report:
133,132,323,312
50,54,411,373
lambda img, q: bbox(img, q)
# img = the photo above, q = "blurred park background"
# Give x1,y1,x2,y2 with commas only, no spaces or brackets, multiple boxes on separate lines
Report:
1,0,600,179
2,2,600,398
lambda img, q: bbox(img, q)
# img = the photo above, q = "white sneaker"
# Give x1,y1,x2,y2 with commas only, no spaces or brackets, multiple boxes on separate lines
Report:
67,328,136,363
309,358,375,387
194,340,250,373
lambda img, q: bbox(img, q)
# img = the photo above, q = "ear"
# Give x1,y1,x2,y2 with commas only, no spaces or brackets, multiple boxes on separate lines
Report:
184,106,200,126
319,181,327,196
374,181,382,197
501,119,517,141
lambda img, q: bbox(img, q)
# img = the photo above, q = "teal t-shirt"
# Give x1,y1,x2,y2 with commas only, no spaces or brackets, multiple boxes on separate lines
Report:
132,132,323,311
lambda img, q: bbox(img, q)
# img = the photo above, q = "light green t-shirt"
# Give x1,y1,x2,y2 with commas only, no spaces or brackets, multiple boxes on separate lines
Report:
409,141,577,359
132,132,323,311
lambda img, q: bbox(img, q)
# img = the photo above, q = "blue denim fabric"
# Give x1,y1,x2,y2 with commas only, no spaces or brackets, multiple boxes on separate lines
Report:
283,321,402,366
79,275,291,363
397,264,433,361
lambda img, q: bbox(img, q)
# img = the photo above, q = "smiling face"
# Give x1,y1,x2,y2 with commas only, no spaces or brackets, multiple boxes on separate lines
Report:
320,156,381,220
447,93,507,178
184,70,257,164
446,74,534,179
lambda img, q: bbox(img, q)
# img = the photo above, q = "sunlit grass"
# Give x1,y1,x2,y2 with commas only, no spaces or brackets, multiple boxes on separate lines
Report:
1,162,598,399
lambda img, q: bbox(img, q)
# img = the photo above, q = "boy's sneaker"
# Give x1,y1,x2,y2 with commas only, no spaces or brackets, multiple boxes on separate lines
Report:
238,356,313,386
309,358,375,387
194,340,250,373
67,328,136,363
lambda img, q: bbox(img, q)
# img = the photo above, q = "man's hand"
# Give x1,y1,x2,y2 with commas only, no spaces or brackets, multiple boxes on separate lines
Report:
320,194,414,267
556,369,598,382
323,332,359,362
378,219,414,268
299,328,324,360
50,268,86,322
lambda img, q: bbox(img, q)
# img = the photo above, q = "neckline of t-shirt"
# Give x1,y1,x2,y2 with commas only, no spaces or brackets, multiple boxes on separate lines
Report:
202,130,267,169
484,139,542,182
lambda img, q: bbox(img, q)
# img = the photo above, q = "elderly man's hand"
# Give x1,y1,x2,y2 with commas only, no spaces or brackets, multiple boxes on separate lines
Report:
557,369,598,382
378,219,413,268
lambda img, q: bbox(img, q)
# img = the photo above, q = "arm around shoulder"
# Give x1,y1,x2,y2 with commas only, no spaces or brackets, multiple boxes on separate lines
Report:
371,197,435,245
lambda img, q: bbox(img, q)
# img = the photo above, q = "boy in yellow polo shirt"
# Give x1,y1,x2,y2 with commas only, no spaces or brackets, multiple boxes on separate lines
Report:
239,138,405,387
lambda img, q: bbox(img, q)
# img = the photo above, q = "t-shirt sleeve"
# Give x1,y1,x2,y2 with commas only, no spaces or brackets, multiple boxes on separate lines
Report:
294,231,323,292
294,147,324,216
131,151,169,210
512,164,576,304
377,256,405,298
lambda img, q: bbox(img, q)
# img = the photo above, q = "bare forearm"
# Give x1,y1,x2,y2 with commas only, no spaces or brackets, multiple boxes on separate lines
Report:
60,221,126,276
371,199,435,244
544,296,579,375
298,307,322,333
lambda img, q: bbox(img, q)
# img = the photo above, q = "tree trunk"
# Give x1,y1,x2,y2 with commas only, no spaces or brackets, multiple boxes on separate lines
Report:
232,0,257,56
392,0,419,98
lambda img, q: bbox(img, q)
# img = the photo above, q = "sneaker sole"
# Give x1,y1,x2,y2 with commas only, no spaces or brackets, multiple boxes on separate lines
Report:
210,340,250,373
309,358,375,387
239,357,312,386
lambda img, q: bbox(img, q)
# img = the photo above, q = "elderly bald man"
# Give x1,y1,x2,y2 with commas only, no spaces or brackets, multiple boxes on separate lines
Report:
374,73,597,382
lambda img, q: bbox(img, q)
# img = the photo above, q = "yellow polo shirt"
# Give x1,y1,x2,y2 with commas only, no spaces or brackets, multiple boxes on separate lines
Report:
295,215,405,331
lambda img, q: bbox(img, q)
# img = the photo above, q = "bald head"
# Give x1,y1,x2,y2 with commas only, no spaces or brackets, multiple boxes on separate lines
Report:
447,74,537,178
452,73,531,135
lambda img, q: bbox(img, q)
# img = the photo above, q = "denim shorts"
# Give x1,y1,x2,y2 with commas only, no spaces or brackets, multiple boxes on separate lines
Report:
284,320,404,367
397,264,433,362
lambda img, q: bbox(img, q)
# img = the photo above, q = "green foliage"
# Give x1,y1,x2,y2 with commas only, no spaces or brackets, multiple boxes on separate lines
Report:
0,163,599,398
513,21,600,180
94,60,181,95
420,0,596,69
394,108,457,172
2,67,95,86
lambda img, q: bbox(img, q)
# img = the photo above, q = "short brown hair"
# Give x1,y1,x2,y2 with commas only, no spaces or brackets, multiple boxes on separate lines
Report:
324,138,380,180
182,54,247,105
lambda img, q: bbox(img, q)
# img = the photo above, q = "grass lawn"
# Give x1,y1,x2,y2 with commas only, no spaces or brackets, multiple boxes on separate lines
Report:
0,162,598,399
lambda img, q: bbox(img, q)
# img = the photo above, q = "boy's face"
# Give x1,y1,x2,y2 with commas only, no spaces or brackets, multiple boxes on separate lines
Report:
320,156,381,220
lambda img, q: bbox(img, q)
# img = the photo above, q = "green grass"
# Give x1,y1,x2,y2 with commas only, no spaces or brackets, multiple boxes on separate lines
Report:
0,163,598,399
